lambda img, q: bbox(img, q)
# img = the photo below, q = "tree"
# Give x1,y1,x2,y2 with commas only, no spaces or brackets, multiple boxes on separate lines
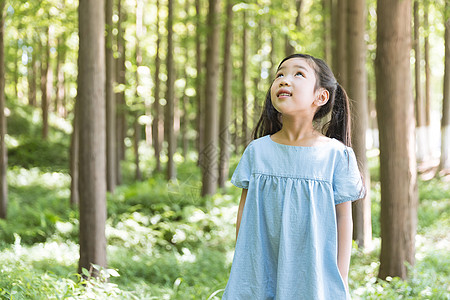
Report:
376,0,418,280
414,0,428,162
115,0,126,185
347,0,371,248
0,0,7,220
423,0,431,138
241,10,249,147
218,0,233,188
195,0,205,166
77,0,107,273
201,0,220,196
152,0,162,173
134,0,143,181
105,0,116,192
41,26,50,140
441,2,450,172
335,0,347,87
166,0,176,181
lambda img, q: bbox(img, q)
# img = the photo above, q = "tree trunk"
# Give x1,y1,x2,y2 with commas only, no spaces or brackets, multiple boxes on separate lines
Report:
241,10,249,148
41,26,50,140
166,0,176,181
70,97,79,207
0,0,7,220
115,0,126,185
218,0,233,188
152,0,162,173
28,50,37,107
376,0,418,280
56,36,66,117
105,0,116,192
414,0,428,162
347,0,371,249
424,1,431,131
441,8,450,171
195,0,205,166
201,0,220,196
336,0,347,87
77,0,107,274
134,0,143,181
323,0,332,64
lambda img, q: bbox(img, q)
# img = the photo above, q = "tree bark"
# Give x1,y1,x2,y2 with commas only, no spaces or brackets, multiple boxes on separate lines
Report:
105,0,116,192
134,0,143,181
336,0,347,87
201,0,220,196
195,0,205,166
347,0,371,249
376,0,418,280
77,0,107,274
115,0,126,185
414,0,428,162
218,0,233,188
70,98,79,207
323,0,332,64
0,0,7,219
424,0,431,130
55,36,66,117
441,7,450,171
41,26,50,140
241,10,249,148
152,0,162,173
166,0,176,180
28,46,37,107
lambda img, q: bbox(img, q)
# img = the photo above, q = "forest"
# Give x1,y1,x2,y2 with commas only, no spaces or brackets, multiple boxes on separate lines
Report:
0,0,449,298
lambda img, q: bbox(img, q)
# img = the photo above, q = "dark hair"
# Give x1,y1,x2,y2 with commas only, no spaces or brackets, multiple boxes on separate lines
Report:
253,53,352,147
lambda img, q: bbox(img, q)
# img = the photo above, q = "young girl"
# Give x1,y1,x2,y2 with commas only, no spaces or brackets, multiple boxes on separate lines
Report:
222,53,364,300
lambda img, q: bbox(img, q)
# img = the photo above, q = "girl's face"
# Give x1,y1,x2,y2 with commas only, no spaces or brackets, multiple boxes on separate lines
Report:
270,57,327,118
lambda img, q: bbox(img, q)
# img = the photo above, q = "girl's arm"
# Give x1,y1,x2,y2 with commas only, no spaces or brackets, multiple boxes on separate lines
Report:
236,188,248,240
335,201,353,290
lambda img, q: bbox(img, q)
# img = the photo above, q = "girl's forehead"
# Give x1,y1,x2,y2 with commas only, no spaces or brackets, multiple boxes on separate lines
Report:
278,57,315,72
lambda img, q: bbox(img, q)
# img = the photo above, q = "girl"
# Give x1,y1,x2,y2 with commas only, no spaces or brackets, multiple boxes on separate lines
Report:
222,53,364,300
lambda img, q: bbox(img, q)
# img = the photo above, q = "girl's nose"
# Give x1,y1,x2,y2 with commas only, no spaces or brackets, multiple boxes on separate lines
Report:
279,79,290,86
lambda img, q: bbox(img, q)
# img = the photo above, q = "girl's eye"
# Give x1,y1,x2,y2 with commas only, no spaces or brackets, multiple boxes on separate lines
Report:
295,71,304,77
275,73,283,78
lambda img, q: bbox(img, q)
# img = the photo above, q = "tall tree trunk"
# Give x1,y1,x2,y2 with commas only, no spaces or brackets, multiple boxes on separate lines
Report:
241,10,248,147
77,0,107,274
414,0,428,162
115,0,126,185
424,0,431,133
134,0,143,181
336,0,347,87
166,0,176,180
13,41,18,99
195,0,205,166
201,0,220,196
56,36,66,117
0,0,7,220
41,26,50,140
105,0,116,191
347,0,371,248
376,0,418,280
28,52,37,107
331,0,338,73
323,0,332,64
152,0,162,173
218,0,233,188
70,98,79,206
441,7,450,171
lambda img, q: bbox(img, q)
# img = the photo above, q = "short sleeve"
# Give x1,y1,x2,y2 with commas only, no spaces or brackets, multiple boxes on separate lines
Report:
333,147,364,204
230,142,253,189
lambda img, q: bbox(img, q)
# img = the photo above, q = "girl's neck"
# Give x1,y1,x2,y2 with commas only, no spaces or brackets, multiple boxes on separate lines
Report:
271,115,327,146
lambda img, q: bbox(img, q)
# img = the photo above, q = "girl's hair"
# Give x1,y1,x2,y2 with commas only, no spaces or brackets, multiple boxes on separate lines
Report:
253,53,352,147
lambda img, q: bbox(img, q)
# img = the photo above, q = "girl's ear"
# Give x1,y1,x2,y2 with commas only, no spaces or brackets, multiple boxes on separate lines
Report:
315,89,329,106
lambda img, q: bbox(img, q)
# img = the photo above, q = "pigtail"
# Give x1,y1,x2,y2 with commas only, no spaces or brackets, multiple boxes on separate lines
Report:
324,83,352,147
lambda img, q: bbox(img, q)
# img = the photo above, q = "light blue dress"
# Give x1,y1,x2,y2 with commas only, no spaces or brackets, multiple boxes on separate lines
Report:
222,135,363,300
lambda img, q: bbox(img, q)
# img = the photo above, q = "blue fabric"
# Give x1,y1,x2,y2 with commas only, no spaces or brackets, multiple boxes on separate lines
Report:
222,135,363,300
